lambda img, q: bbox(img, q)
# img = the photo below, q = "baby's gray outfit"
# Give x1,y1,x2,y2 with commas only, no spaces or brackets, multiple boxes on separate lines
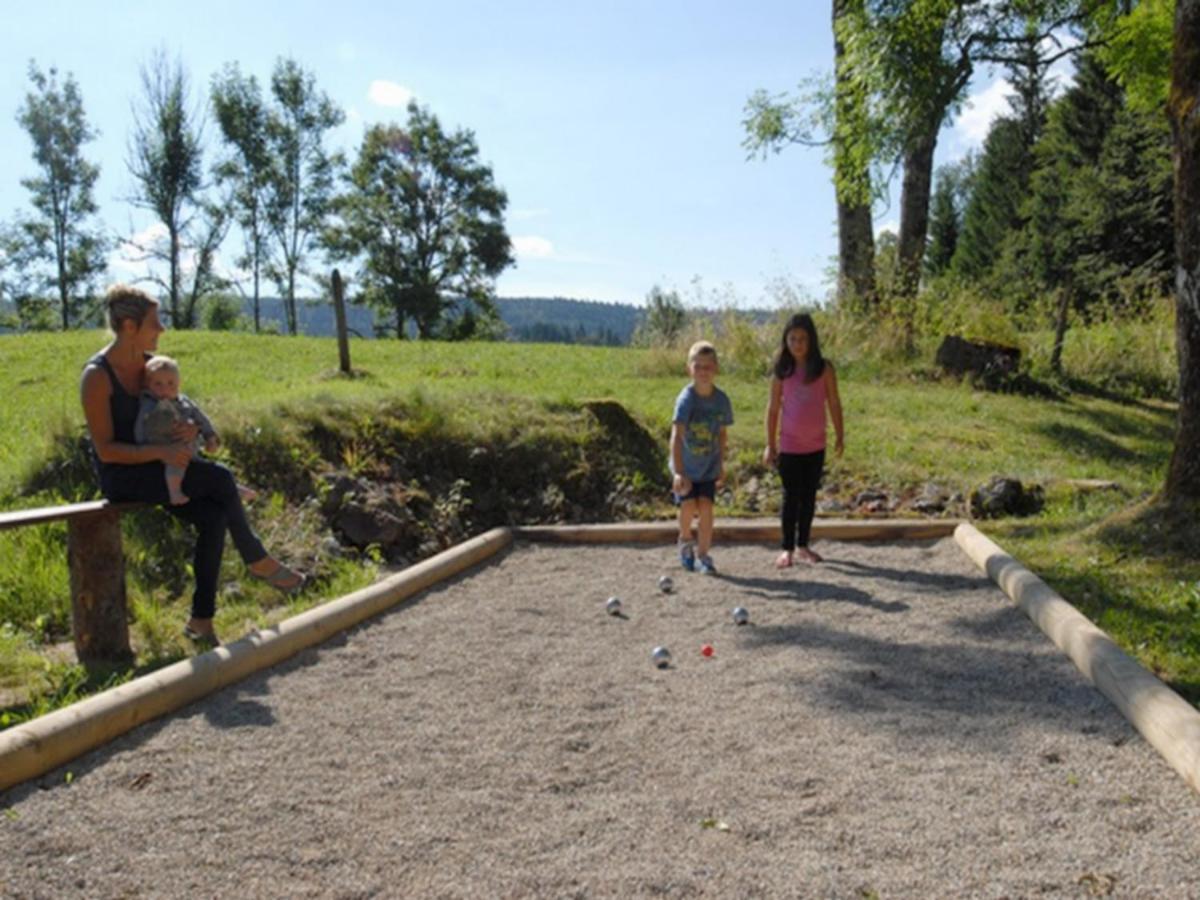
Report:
135,394,217,486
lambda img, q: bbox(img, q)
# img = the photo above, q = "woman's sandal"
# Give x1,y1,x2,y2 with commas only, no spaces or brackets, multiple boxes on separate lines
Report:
252,561,307,594
183,625,221,648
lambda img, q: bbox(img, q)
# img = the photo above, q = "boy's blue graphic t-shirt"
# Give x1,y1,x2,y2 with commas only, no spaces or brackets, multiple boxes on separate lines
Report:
671,384,734,482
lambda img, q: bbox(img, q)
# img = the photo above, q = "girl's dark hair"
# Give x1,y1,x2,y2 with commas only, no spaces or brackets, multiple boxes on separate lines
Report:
773,312,825,382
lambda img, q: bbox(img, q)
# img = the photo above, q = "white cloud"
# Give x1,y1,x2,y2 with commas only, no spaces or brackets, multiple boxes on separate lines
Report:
875,219,899,239
955,78,1013,146
108,223,168,277
512,235,554,259
367,80,415,108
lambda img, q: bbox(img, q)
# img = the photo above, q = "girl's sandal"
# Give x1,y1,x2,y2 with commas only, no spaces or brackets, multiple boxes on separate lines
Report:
252,561,307,594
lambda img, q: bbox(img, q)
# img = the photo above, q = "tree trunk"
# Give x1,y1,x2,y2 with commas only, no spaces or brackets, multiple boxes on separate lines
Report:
68,510,132,666
833,0,876,311
287,267,298,336
169,225,181,327
1166,0,1200,502
838,203,876,310
1050,288,1070,375
332,268,352,374
897,128,938,301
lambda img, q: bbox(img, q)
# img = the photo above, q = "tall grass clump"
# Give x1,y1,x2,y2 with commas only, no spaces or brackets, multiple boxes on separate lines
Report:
1026,297,1177,398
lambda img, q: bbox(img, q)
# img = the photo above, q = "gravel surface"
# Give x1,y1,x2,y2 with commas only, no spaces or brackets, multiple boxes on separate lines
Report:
2,537,1198,899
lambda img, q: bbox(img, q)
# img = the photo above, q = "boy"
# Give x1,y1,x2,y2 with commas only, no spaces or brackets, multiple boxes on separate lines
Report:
670,340,733,575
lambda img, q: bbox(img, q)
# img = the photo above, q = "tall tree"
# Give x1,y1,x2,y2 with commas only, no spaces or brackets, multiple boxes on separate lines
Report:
924,154,974,275
211,64,273,332
14,61,107,329
635,286,688,347
952,117,1032,278
264,58,344,335
832,0,878,309
125,51,221,328
1166,0,1200,501
743,0,877,309
325,109,513,339
845,1,1099,304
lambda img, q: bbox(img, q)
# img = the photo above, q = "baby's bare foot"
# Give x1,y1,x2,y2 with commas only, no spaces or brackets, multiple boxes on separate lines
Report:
237,485,259,503
169,492,189,506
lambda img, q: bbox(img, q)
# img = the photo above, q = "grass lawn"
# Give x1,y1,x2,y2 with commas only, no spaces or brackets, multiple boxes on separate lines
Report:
1,329,1195,717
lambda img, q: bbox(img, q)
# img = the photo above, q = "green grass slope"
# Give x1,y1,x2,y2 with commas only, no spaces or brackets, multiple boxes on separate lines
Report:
0,330,1194,720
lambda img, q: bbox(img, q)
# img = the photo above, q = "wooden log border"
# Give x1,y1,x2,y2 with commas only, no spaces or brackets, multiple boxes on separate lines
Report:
515,517,961,543
0,527,513,794
956,522,1200,795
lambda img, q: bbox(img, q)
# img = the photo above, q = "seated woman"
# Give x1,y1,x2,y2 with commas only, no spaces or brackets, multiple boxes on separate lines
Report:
81,284,304,647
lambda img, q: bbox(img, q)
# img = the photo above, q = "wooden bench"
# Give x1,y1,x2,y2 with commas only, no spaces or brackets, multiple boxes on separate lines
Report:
0,500,143,666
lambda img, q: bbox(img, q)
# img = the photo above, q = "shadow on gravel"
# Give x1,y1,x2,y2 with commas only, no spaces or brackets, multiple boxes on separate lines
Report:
720,573,910,614
819,557,992,593
740,618,1123,748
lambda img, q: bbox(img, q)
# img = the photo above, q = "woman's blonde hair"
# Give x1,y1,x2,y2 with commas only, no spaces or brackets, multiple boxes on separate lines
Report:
105,284,157,333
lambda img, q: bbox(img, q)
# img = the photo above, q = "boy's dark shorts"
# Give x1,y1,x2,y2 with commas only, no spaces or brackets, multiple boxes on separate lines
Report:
672,479,716,505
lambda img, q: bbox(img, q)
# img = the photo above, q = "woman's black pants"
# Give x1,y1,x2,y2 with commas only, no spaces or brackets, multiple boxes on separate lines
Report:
777,449,825,551
100,459,267,619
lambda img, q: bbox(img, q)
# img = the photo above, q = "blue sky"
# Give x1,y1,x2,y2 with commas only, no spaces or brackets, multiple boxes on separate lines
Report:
2,1,1019,308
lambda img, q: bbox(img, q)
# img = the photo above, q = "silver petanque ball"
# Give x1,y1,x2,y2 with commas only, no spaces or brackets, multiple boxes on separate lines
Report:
732,606,750,626
651,646,672,668
606,596,622,616
658,575,674,594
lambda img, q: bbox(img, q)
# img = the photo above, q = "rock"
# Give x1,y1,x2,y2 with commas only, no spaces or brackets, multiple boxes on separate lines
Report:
334,503,406,548
319,472,368,515
854,489,889,506
913,482,950,514
970,476,1045,518
936,335,1020,379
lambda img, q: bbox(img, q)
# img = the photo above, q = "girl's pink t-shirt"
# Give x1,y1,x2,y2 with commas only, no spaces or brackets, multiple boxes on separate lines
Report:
779,366,829,454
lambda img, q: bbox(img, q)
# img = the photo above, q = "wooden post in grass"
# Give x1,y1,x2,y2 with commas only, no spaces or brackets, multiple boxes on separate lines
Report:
67,508,132,665
332,268,352,375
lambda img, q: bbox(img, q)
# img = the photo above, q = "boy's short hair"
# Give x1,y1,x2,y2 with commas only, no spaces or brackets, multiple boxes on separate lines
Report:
145,355,180,376
687,341,718,365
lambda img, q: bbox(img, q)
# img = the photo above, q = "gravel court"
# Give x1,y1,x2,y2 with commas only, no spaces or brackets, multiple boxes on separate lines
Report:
1,537,1198,899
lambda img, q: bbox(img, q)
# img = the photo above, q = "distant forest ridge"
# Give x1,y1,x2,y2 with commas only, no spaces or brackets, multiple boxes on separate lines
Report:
279,295,643,344
1,295,784,345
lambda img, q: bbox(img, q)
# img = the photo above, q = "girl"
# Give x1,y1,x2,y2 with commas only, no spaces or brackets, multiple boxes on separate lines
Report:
762,313,844,567
81,284,304,647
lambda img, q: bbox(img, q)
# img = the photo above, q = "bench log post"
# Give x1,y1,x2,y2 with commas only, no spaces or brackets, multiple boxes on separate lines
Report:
67,509,133,665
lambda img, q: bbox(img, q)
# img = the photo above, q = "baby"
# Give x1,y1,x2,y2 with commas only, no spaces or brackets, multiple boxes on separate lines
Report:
134,355,231,505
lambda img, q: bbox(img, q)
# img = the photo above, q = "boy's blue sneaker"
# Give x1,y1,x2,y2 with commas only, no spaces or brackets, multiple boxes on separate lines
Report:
699,554,717,576
679,541,696,571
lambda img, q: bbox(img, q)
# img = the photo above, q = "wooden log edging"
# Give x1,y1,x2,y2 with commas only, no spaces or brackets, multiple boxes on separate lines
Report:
0,526,514,795
515,517,962,544
955,522,1200,795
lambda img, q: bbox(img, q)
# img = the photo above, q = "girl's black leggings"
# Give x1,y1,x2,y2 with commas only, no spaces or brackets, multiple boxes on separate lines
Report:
777,449,825,551
100,459,267,619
